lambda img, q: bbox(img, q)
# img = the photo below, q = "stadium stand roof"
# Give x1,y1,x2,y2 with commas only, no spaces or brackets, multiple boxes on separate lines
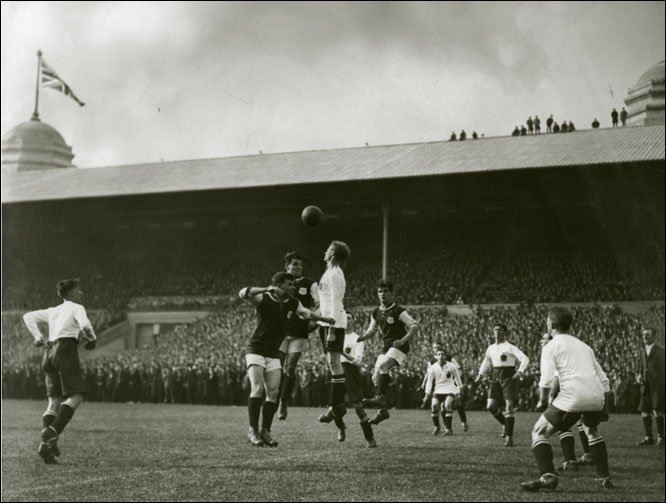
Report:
2,124,664,204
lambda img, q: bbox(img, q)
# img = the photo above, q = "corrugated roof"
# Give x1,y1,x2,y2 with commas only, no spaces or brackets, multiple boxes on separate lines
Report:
2,125,664,204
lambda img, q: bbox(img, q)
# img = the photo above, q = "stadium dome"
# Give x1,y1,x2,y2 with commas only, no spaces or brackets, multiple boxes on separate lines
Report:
635,60,665,88
1,117,75,172
624,59,665,126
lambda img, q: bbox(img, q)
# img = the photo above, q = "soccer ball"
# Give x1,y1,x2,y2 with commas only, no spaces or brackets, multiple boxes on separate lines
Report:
301,205,323,226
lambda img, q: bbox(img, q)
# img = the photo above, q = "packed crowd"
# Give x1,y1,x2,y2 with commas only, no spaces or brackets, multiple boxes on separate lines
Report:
4,303,662,413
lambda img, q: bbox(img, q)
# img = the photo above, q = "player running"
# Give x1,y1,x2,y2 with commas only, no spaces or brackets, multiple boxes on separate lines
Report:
277,251,319,421
239,272,334,447
475,323,529,446
423,348,463,435
358,279,419,425
23,278,97,464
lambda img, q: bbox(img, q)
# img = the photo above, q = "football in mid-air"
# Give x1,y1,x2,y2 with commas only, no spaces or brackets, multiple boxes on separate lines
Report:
301,205,323,226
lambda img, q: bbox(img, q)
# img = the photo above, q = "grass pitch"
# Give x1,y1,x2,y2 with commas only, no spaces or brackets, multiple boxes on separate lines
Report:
2,400,664,501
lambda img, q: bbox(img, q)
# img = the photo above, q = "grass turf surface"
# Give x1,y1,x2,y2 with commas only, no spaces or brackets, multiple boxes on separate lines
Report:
2,400,664,501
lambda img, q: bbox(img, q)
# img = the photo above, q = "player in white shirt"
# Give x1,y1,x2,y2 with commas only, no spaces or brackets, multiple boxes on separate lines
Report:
317,240,352,436
319,312,377,447
521,307,614,492
423,349,463,435
22,279,97,464
475,324,529,446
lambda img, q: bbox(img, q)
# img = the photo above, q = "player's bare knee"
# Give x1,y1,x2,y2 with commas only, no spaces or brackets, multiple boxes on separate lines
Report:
63,394,83,410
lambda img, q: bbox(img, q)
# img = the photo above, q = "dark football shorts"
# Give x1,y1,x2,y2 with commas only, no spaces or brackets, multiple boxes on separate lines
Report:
342,362,364,403
544,404,604,432
488,367,519,402
640,380,665,413
42,338,86,397
319,326,345,353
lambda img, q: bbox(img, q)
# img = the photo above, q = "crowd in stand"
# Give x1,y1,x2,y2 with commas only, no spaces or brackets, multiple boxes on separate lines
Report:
4,302,663,414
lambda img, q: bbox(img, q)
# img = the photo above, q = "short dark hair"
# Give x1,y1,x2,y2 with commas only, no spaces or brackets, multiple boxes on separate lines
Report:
493,323,508,333
548,306,573,332
377,279,394,291
56,278,80,299
641,325,656,334
271,272,294,286
432,341,443,348
283,250,305,267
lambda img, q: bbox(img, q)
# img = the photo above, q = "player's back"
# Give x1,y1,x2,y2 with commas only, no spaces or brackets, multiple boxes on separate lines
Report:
546,334,605,412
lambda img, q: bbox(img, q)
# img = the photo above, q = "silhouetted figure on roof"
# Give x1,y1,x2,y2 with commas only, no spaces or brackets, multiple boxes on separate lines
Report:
527,116,534,134
611,108,619,127
561,121,568,133
472,131,478,139
546,115,554,133
592,118,600,129
512,126,520,136
459,130,467,141
449,132,457,141
534,115,541,134
552,121,560,133
520,125,527,136
620,107,628,126
568,121,575,132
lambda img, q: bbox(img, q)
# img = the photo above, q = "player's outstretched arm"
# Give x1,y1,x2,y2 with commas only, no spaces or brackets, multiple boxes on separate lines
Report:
238,286,271,306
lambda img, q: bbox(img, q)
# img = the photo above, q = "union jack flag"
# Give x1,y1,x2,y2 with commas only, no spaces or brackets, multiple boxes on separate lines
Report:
41,59,85,107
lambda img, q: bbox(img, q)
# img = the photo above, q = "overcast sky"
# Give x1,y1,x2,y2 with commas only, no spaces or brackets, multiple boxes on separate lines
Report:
1,1,664,168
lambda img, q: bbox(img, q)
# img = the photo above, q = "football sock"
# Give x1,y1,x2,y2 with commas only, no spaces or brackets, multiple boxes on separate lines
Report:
248,397,262,430
656,416,664,438
505,414,515,436
578,424,590,453
376,374,390,397
360,418,374,441
280,374,296,404
42,412,56,429
51,404,74,434
642,415,653,438
532,440,555,475
589,437,610,478
261,400,278,431
559,432,576,461
444,412,453,431
330,374,346,407
458,408,467,424
431,413,440,427
490,408,506,425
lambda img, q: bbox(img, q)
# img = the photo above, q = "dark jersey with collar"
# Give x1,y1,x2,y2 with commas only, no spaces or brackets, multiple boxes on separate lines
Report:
285,277,316,339
372,303,410,354
247,293,300,358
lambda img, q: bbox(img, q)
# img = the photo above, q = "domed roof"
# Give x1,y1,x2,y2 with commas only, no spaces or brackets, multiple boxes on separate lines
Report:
2,118,68,146
1,117,75,171
635,60,665,87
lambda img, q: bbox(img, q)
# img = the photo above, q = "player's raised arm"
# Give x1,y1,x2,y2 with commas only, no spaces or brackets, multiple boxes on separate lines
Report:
238,286,274,306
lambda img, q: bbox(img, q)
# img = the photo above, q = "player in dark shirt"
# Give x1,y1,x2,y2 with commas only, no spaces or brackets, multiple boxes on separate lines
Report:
358,279,419,425
277,251,319,421
239,272,334,447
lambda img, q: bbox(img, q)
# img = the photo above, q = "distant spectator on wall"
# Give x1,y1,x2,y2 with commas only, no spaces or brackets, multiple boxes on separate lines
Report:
472,131,478,139
512,126,520,137
527,116,534,134
592,118,600,128
620,107,628,126
449,132,457,141
552,122,560,133
520,126,527,136
460,130,467,141
546,115,554,132
561,121,568,133
611,108,619,127
568,121,576,132
534,116,541,134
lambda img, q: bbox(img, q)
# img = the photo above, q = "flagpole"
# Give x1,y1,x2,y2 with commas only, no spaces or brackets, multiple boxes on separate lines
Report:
32,50,42,121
